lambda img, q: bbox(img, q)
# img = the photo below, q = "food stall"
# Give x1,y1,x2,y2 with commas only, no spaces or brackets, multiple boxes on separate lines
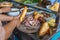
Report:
0,0,60,40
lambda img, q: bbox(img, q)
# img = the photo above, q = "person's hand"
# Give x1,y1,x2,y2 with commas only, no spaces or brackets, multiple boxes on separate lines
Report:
15,19,20,27
12,15,21,27
13,15,20,20
0,7,11,13
0,21,2,26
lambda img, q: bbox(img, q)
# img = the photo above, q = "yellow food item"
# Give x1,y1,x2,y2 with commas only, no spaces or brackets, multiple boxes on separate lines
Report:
39,22,50,36
15,0,22,2
19,6,27,23
34,12,44,19
0,2,13,7
39,14,44,17
48,19,55,27
49,2,59,12
34,11,38,16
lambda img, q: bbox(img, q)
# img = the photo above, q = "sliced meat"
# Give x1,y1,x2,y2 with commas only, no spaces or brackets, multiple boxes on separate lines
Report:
38,17,46,23
23,15,40,27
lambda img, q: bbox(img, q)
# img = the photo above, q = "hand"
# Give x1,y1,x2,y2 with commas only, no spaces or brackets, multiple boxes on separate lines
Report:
0,7,11,13
13,14,20,20
0,21,2,26
11,19,20,27
15,19,20,27
13,15,21,27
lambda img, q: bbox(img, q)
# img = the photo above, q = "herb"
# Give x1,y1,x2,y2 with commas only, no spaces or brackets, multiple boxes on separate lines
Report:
15,0,39,4
0,0,6,2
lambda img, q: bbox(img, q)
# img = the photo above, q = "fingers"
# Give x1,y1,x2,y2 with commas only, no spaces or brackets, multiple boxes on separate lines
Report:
16,19,21,27
0,2,13,7
14,6,27,27
0,21,2,26
0,14,13,21
2,7,11,13
0,6,27,26
13,14,21,20
0,9,2,13
0,7,11,13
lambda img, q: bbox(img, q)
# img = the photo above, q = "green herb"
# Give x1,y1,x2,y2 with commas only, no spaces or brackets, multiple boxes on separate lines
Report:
0,0,6,2
19,0,39,4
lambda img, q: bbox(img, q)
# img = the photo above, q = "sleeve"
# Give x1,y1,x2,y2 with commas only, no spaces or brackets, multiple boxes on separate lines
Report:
0,21,5,40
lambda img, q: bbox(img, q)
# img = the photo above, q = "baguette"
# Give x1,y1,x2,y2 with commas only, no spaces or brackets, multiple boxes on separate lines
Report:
39,22,50,36
19,6,27,23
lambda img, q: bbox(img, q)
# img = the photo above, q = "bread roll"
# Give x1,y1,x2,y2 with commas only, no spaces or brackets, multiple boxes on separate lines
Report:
0,2,13,7
19,6,27,23
39,22,50,36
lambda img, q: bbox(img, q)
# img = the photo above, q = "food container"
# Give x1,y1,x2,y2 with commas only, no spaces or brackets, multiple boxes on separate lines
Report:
46,5,51,9
8,8,20,16
9,1,59,40
20,7,34,15
17,8,57,40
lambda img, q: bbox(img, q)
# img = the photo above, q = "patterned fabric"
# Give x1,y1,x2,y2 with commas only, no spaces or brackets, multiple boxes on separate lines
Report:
0,21,5,40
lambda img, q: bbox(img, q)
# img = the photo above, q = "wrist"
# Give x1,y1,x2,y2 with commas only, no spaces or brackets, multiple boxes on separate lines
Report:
12,19,18,26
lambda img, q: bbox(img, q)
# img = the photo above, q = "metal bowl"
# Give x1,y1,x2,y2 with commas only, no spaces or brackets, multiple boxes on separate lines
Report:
17,10,56,34
8,8,20,16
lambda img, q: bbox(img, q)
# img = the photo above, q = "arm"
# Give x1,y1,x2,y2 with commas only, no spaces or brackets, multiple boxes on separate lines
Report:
0,14,13,21
4,19,20,40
